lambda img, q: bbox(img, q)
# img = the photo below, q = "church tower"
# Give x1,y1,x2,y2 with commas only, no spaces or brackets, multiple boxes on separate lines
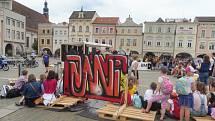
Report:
43,0,49,20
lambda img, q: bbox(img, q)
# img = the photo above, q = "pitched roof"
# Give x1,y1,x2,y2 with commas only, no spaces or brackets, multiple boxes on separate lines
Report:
92,17,119,24
195,17,215,22
156,17,164,23
69,11,96,19
12,0,49,32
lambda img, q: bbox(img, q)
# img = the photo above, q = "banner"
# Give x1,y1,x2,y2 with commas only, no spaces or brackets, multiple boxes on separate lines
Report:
137,62,151,71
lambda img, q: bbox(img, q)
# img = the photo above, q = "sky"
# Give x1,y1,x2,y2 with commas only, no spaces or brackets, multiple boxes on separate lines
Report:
15,0,215,24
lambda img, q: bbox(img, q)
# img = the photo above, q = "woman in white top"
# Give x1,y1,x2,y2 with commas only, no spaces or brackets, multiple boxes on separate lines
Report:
192,82,208,116
131,56,139,79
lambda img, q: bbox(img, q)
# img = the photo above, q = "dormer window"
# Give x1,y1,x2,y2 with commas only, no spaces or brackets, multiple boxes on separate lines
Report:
78,12,84,18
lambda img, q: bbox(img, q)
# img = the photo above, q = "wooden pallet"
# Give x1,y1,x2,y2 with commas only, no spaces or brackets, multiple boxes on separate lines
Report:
119,106,156,121
194,116,214,121
49,96,84,108
97,104,122,120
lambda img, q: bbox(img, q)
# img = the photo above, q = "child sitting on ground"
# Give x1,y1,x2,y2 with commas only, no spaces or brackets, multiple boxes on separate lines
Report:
166,91,180,119
141,82,161,111
207,77,215,115
142,67,172,121
192,82,208,116
128,76,137,96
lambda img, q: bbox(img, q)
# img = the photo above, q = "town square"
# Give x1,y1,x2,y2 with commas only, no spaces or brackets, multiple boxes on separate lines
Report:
0,0,215,121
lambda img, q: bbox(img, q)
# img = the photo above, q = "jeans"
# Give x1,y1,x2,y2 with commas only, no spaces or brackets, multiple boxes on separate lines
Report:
199,72,209,85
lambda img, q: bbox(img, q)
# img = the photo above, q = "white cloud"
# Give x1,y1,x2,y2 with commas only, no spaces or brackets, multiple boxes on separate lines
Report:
15,0,215,24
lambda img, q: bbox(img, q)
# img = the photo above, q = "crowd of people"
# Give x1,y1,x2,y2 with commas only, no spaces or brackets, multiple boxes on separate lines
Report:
4,70,64,107
123,53,215,121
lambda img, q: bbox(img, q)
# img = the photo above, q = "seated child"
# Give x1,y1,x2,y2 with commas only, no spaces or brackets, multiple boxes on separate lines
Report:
207,78,215,114
142,82,161,111
167,92,180,119
192,82,208,116
128,76,137,96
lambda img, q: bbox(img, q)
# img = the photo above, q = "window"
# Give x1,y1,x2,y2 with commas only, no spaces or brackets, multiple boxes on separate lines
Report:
95,39,98,43
120,39,124,46
21,32,24,40
17,21,20,27
64,40,67,43
109,40,112,45
178,40,183,48
189,27,193,30
86,26,89,32
26,37,29,47
79,38,82,42
167,27,171,33
47,39,50,44
34,38,37,43
134,29,137,33
79,26,82,32
147,41,152,46
166,42,170,47
143,41,146,45
201,30,205,38
55,40,57,44
86,38,89,42
158,27,161,33
127,39,131,46
102,28,106,33
12,20,15,26
47,30,50,34
41,39,45,44
72,38,75,42
212,30,215,38
121,29,124,33
209,43,215,50
6,29,10,38
59,40,62,44
95,28,99,33
17,31,20,39
64,30,67,35
187,40,192,48
72,26,75,32
148,27,152,32
156,41,161,46
102,39,105,44
199,42,206,49
128,29,130,33
21,22,24,28
55,31,58,35
110,28,113,33
12,30,15,39
133,39,137,46
6,17,10,25
43,30,45,34
60,31,63,35
180,27,184,29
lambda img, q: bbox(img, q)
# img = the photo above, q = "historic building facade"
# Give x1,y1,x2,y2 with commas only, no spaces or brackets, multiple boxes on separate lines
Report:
53,22,69,57
195,17,215,57
116,15,143,55
143,18,176,57
174,21,197,58
92,17,119,49
69,10,98,42
38,23,53,55
0,0,26,56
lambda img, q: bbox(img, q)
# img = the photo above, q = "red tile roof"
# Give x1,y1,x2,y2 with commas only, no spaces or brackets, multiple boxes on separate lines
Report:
93,17,119,25
12,0,49,33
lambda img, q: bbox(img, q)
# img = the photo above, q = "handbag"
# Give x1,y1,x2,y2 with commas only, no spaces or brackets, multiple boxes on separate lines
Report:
29,83,43,105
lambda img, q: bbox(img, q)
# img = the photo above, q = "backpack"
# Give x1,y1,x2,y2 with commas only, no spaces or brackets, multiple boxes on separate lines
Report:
211,108,215,119
0,85,12,98
172,98,180,119
176,77,189,95
132,94,142,109
198,94,207,116
160,76,173,95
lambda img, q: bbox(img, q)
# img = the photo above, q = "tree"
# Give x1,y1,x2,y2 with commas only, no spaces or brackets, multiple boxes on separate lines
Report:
32,41,38,54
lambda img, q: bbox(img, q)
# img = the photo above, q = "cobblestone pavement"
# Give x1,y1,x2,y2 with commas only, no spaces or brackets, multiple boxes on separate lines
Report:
0,58,178,121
